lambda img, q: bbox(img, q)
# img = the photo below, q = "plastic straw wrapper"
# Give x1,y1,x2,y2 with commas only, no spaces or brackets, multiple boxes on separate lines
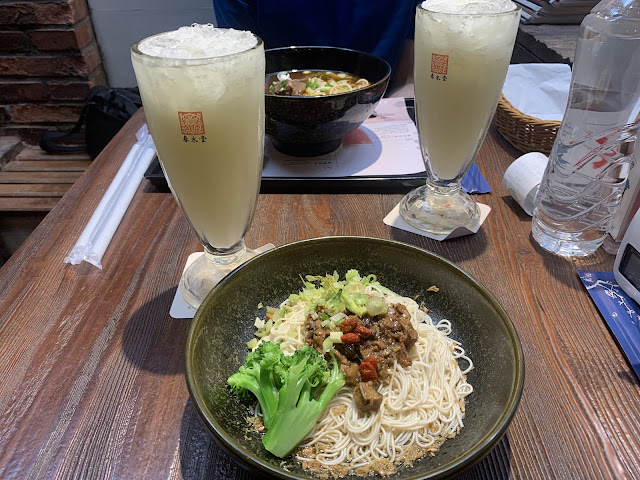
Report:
64,125,156,269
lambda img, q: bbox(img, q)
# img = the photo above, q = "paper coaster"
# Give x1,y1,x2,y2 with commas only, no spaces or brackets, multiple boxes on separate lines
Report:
169,244,275,319
383,202,491,241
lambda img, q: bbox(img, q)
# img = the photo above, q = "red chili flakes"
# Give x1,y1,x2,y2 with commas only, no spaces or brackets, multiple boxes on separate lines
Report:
365,356,378,370
359,361,377,382
340,333,360,344
339,316,358,333
354,325,372,338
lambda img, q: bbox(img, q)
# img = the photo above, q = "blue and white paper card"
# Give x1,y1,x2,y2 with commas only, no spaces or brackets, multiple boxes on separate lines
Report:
462,163,492,194
579,270,640,379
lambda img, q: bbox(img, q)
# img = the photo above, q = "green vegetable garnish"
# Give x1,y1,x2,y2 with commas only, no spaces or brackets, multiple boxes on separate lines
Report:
322,331,344,354
330,288,343,304
286,269,392,318
228,341,345,458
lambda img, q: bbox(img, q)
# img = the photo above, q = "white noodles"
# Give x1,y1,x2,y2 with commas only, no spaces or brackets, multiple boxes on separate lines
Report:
257,285,473,477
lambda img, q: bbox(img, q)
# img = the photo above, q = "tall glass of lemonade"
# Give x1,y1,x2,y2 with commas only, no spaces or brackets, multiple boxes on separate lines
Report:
131,25,264,308
400,0,520,235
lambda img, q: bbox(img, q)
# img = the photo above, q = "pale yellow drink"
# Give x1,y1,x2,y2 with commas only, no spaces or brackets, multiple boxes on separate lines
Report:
414,2,519,180
400,1,519,235
131,27,264,250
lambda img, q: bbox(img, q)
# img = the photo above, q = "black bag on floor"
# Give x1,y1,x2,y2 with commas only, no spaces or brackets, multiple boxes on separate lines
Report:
40,86,142,159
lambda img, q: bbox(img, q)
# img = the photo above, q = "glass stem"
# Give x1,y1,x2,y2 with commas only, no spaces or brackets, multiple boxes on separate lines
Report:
203,242,247,266
426,178,462,195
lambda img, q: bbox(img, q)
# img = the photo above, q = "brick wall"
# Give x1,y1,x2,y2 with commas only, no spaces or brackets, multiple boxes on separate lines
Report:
0,0,107,144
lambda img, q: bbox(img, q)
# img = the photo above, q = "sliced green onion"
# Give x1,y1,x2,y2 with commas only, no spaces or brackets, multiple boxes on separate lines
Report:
330,288,343,303
322,331,345,353
329,331,343,342
256,319,273,338
322,337,333,353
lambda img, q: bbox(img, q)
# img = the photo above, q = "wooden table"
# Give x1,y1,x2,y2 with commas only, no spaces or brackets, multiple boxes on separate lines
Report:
0,110,638,480
515,25,579,65
520,25,579,63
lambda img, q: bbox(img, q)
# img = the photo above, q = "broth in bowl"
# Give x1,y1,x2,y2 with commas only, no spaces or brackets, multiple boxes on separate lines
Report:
264,46,391,156
266,70,370,97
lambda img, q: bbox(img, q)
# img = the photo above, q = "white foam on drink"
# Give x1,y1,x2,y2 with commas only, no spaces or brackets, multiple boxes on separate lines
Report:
421,0,515,14
138,24,257,59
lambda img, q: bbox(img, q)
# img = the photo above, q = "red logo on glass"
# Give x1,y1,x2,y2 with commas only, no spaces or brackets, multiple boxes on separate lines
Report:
431,54,449,75
178,112,205,135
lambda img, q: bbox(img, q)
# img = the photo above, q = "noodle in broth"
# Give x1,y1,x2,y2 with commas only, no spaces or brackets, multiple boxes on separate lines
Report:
266,70,370,96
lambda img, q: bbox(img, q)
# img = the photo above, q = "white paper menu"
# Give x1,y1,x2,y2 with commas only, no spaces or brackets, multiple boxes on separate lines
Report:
261,98,425,178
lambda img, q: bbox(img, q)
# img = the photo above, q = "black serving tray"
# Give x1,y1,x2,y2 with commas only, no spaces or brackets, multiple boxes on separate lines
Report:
144,98,426,194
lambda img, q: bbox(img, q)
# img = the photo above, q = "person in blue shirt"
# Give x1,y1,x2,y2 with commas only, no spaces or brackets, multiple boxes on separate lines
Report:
212,1,422,96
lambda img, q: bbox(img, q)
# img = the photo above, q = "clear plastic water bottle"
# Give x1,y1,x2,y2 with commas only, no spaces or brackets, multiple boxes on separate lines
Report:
531,0,640,257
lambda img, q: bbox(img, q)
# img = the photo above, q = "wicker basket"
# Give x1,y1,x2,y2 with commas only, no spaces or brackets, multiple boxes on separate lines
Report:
495,93,561,155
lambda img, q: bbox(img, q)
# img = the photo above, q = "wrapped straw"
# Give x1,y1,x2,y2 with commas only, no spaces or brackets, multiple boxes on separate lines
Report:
64,125,156,269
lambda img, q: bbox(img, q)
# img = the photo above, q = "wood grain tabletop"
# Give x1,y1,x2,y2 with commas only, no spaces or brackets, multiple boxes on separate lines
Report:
0,109,637,480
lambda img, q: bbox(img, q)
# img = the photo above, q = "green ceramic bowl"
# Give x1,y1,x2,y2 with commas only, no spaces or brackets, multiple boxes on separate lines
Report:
185,237,524,479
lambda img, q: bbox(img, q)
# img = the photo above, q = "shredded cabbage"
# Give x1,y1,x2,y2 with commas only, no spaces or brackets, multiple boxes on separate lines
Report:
252,270,394,343
289,269,393,317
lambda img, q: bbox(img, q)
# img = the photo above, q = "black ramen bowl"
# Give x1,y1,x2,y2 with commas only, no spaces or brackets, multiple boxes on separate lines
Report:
265,46,391,157
185,237,524,480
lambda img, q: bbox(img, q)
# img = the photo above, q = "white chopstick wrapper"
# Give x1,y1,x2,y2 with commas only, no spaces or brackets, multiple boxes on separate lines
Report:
64,125,156,269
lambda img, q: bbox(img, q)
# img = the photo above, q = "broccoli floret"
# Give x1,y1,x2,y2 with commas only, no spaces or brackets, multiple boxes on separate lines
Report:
227,341,345,458
262,347,345,457
227,341,284,429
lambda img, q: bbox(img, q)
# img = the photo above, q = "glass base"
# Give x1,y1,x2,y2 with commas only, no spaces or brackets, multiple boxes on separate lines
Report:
179,245,257,309
531,215,603,257
399,181,480,235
